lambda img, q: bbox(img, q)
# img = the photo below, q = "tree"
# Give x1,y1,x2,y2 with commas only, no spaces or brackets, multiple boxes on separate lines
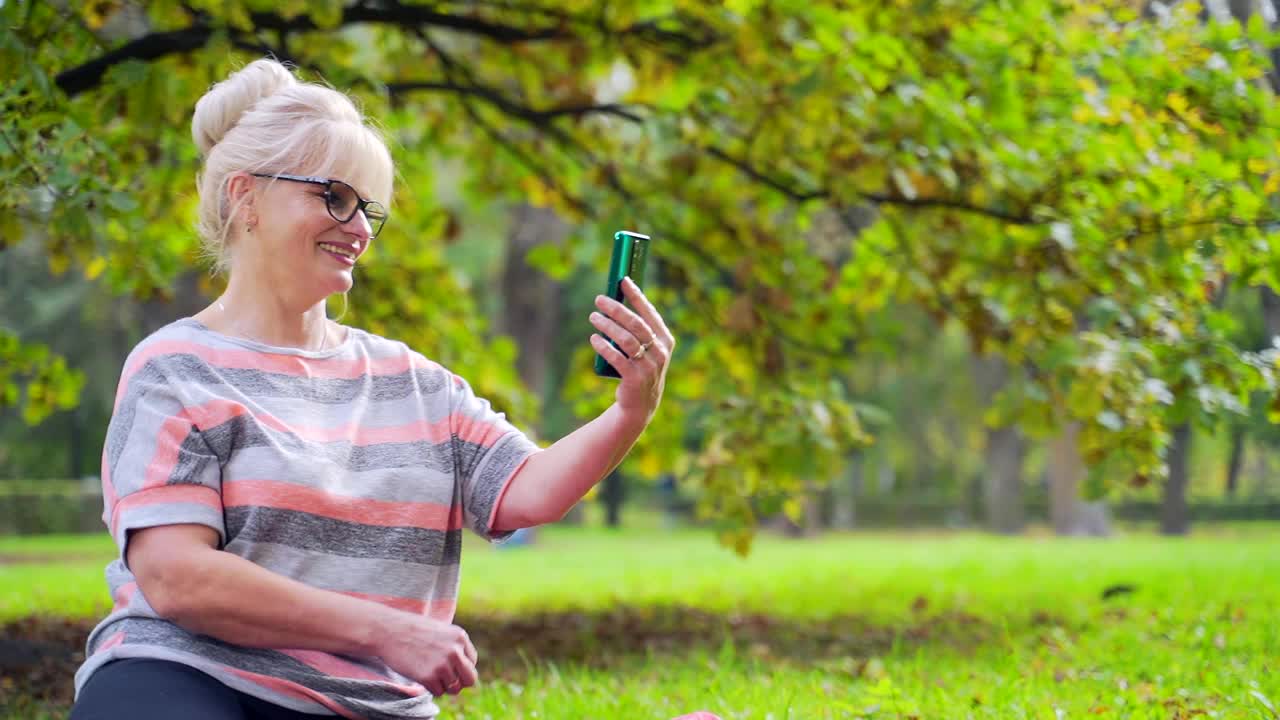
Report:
7,1,1280,551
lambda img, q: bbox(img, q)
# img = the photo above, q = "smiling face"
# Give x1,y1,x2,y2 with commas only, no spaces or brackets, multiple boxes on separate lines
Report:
222,121,394,310
237,174,374,301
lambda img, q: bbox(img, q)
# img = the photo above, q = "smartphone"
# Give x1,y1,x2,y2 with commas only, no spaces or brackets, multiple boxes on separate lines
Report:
594,230,652,378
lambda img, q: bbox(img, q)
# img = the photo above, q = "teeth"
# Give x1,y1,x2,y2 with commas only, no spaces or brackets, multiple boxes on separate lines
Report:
318,243,355,259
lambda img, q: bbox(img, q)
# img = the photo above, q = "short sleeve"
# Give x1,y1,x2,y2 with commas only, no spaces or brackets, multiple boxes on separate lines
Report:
102,362,225,566
448,373,540,542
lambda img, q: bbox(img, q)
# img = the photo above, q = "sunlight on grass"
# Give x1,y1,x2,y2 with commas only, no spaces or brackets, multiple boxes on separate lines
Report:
3,526,1279,718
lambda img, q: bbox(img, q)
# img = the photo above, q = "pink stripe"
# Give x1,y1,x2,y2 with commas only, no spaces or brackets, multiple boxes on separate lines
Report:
452,410,513,447
112,582,137,612
101,445,117,514
224,480,462,531
110,484,221,536
276,649,425,696
142,414,199,490
120,340,438,392
223,667,364,718
94,631,126,654
339,591,457,621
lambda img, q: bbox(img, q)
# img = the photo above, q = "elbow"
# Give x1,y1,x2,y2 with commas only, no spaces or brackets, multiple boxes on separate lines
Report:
124,525,223,625
138,558,203,624
493,499,553,532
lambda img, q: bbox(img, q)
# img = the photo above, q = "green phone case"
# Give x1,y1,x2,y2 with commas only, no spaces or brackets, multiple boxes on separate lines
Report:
594,230,651,378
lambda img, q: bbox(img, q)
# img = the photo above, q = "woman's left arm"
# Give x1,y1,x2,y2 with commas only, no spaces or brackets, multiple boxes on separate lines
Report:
492,277,675,531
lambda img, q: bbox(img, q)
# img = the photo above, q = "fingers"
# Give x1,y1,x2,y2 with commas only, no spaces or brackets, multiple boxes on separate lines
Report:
620,277,675,347
421,625,479,697
590,311,647,359
452,649,479,689
428,653,476,696
446,626,478,694
594,293,657,353
424,675,445,697
461,629,478,666
591,333,636,376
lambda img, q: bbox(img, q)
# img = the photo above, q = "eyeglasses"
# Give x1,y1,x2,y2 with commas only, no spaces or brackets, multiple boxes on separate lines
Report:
251,173,388,239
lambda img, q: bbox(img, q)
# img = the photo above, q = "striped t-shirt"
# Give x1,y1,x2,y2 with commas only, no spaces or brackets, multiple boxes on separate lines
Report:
74,318,541,719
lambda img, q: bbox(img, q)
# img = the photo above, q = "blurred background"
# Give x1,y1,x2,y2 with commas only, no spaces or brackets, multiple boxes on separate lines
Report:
6,1,1280,542
5,1,1280,718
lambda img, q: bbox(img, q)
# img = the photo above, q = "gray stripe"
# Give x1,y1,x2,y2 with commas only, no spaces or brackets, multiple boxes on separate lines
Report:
173,431,220,484
104,364,166,475
223,540,460,601
129,351,449,406
461,433,539,534
225,506,462,566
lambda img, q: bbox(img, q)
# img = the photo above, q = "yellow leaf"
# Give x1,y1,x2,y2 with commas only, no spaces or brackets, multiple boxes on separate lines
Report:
1248,158,1269,175
637,450,663,478
1167,92,1189,115
1265,173,1280,195
85,256,107,280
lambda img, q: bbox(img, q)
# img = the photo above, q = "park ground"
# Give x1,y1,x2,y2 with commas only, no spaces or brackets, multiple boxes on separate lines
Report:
1,519,1278,719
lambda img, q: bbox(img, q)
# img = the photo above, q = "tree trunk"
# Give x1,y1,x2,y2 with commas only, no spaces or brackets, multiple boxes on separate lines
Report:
499,204,567,397
970,354,1027,534
832,452,862,529
500,204,570,522
1225,427,1245,496
601,469,625,528
984,424,1026,533
1047,422,1111,536
1262,286,1280,343
805,488,827,535
1160,422,1193,535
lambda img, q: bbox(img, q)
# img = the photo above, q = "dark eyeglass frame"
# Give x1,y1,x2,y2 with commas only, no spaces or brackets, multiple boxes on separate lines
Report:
251,172,388,239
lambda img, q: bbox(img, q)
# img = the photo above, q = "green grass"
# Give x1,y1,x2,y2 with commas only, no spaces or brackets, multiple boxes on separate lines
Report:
3,525,1280,718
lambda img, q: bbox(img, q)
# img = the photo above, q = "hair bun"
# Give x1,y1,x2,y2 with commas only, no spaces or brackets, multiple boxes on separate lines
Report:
192,59,298,156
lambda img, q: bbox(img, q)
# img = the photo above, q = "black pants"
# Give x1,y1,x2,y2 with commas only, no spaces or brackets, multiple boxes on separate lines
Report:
71,658,331,719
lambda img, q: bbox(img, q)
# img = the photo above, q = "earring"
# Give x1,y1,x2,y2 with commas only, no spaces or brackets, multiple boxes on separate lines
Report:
246,221,255,233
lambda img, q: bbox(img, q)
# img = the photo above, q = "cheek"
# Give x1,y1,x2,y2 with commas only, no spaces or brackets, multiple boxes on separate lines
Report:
280,200,331,239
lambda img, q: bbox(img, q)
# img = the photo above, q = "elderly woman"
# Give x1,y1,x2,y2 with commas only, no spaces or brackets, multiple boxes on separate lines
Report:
69,58,709,720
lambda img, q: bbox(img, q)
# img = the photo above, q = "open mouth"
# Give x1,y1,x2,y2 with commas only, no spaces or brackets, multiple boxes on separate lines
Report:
318,242,357,264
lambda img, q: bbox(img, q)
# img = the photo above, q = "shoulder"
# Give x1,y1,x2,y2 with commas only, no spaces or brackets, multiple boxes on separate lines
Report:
109,320,223,404
118,319,214,380
345,326,456,387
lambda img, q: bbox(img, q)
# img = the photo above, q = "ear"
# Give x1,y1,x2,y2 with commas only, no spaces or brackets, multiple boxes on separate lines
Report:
227,172,257,224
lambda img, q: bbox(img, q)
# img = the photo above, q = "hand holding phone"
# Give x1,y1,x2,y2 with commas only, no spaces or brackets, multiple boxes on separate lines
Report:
594,231,652,378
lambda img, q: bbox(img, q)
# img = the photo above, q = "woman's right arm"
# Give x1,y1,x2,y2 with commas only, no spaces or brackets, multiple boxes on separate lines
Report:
127,523,478,697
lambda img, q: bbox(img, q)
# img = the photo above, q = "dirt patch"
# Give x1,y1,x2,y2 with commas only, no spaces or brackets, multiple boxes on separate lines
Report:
0,607,994,716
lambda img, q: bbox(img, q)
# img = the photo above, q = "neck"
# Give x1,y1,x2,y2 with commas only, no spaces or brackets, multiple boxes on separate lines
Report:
208,275,332,351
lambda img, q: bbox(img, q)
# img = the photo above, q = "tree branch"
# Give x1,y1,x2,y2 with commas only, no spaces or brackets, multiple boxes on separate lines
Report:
55,25,215,96
705,146,1044,226
388,81,646,124
54,2,717,97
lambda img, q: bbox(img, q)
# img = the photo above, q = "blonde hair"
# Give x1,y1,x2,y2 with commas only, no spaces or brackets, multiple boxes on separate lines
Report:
192,58,394,273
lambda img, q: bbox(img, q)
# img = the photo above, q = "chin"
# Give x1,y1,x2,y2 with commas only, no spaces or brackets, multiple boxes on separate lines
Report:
309,275,353,304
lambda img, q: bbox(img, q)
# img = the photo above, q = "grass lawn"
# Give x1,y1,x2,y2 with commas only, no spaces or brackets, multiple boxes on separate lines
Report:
2,523,1278,719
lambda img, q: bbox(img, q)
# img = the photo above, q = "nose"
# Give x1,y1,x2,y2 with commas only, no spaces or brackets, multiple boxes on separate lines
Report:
339,208,374,240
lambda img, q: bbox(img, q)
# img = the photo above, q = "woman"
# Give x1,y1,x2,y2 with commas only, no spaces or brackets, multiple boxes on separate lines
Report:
70,58,708,720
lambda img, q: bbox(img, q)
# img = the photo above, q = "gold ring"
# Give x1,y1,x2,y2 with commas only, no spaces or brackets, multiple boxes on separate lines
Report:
633,340,652,360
